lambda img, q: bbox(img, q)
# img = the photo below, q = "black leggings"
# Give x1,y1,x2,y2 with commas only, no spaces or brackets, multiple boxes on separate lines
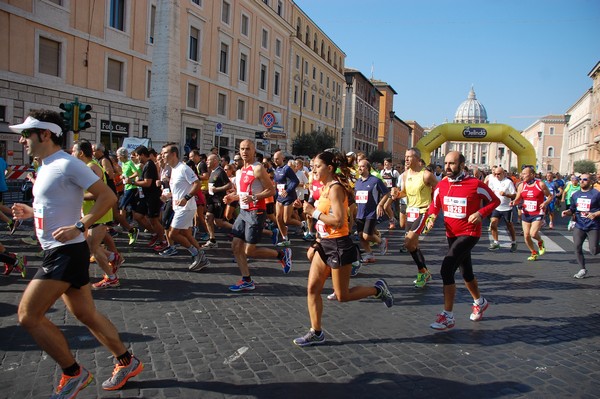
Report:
573,227,599,268
440,236,480,285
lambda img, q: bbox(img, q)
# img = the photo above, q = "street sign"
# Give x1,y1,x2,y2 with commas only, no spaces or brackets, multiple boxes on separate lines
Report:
262,139,269,146
255,131,265,139
262,112,275,128
215,122,223,136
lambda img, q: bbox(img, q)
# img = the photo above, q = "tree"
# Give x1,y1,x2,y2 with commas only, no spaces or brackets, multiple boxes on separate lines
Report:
573,160,597,175
292,131,336,158
367,149,392,165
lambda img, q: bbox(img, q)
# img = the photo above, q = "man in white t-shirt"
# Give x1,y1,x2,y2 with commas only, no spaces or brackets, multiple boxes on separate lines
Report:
9,109,143,397
487,167,517,252
160,143,210,271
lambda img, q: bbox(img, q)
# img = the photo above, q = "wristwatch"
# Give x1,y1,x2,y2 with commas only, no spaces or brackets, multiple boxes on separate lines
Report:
75,221,86,232
184,194,193,201
251,195,258,202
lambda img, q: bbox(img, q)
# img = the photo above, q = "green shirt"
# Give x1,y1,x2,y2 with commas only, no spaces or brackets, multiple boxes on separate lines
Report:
121,160,140,190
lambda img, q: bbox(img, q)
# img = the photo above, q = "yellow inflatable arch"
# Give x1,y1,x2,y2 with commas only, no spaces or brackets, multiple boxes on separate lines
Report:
415,123,536,169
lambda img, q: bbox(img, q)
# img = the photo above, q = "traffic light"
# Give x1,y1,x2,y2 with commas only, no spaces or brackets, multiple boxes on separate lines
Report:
59,102,74,132
77,103,92,131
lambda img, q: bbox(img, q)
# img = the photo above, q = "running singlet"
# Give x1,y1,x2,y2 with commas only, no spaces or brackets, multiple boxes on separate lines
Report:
315,182,349,239
428,175,500,238
236,163,266,211
82,159,113,224
405,169,432,221
520,179,545,216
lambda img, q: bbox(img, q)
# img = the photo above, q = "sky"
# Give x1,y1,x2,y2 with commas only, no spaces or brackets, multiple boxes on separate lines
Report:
294,0,600,131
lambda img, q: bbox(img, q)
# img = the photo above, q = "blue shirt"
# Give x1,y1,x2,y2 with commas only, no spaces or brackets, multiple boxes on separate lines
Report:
569,188,600,231
0,157,7,192
355,174,389,219
274,164,299,202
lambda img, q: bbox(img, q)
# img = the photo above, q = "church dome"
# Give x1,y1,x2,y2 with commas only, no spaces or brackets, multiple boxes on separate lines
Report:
454,87,488,124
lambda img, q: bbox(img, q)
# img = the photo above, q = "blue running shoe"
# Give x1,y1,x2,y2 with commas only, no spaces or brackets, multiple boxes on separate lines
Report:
271,228,279,245
280,247,292,274
374,279,394,308
229,279,255,292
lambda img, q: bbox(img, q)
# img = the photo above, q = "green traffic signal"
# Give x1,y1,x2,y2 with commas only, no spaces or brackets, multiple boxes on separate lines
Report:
77,103,92,131
59,102,74,132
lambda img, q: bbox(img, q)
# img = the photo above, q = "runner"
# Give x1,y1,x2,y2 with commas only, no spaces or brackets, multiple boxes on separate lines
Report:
293,150,393,347
487,166,517,252
10,110,143,397
380,158,400,229
224,140,293,292
561,173,600,279
273,150,301,246
203,153,233,249
511,165,553,261
424,151,499,330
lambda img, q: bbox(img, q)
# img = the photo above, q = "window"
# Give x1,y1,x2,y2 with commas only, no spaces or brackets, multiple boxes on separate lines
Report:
189,27,200,61
325,101,328,117
260,64,267,90
318,98,322,114
311,94,315,111
304,60,308,75
239,53,247,82
219,43,229,74
258,106,265,123
274,71,280,96
221,1,230,24
237,99,245,120
107,58,123,91
192,0,201,5
38,37,60,77
547,147,554,157
549,127,555,135
302,90,307,107
293,85,298,104
241,14,249,36
275,38,281,57
320,72,323,84
295,55,300,69
261,29,268,49
149,5,156,43
187,83,198,109
312,67,316,79
277,0,283,16
109,0,125,31
146,70,151,98
217,93,227,115
326,76,329,88
47,0,63,4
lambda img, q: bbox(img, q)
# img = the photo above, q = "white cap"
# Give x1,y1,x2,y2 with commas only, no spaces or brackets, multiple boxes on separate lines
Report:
9,116,63,136
346,151,356,157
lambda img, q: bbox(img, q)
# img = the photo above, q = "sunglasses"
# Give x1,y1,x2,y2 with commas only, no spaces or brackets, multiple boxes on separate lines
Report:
20,129,43,138
581,178,589,181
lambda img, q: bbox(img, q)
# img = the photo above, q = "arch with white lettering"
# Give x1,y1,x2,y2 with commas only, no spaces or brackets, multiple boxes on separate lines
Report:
415,123,536,169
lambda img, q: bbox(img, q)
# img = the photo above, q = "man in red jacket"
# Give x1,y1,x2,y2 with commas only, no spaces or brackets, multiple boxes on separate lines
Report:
424,151,500,330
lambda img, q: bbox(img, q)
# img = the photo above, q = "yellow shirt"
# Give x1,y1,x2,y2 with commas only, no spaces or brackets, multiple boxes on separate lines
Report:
405,169,432,212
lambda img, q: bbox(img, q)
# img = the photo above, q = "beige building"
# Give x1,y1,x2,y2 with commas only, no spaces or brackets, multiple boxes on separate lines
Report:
521,115,567,173
0,0,346,164
563,90,592,173
586,61,600,170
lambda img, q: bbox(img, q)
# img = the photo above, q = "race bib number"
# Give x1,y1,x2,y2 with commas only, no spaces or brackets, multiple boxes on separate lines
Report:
315,220,329,238
443,196,467,219
407,206,420,222
576,198,591,212
208,183,215,196
34,203,44,231
384,178,393,188
355,190,368,204
239,192,249,210
277,184,285,195
524,200,538,212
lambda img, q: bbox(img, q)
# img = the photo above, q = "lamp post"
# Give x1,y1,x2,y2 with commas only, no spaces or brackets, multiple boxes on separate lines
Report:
388,110,395,157
537,131,543,172
342,73,354,152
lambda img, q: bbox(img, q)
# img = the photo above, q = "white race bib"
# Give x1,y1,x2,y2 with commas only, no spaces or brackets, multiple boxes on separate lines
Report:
443,196,467,219
239,192,249,210
384,178,393,188
316,220,329,238
524,200,537,212
576,198,591,212
208,183,215,196
407,206,420,222
277,183,285,195
34,203,44,232
355,190,368,204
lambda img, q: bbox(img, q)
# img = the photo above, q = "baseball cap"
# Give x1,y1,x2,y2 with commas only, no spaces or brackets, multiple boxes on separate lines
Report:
9,116,63,136
346,151,356,157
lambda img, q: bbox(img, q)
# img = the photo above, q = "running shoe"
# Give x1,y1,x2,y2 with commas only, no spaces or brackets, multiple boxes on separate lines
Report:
21,235,39,246
414,269,432,288
101,356,143,391
199,232,210,241
147,234,160,247
567,220,575,231
389,219,396,229
350,260,361,277
470,298,489,321
271,227,279,245
379,237,388,256
293,328,325,347
430,312,455,330
229,279,255,292
109,253,125,274
374,279,394,308
152,241,169,252
50,367,94,399
301,220,308,233
302,232,315,241
15,255,27,278
573,269,588,279
549,221,554,229
399,245,408,253
527,253,539,261
276,239,291,247
538,241,546,256
202,240,218,249
92,275,120,290
510,243,518,253
128,227,139,246
9,219,22,235
488,242,500,251
327,292,337,300
159,246,178,257
361,253,376,264
280,247,292,274
189,252,210,271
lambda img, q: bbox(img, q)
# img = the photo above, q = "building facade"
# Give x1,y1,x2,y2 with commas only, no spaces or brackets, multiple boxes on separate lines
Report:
587,61,600,170
521,115,567,173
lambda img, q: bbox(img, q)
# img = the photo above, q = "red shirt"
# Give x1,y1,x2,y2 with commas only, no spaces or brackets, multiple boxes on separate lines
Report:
237,163,266,211
520,179,545,216
427,175,500,238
